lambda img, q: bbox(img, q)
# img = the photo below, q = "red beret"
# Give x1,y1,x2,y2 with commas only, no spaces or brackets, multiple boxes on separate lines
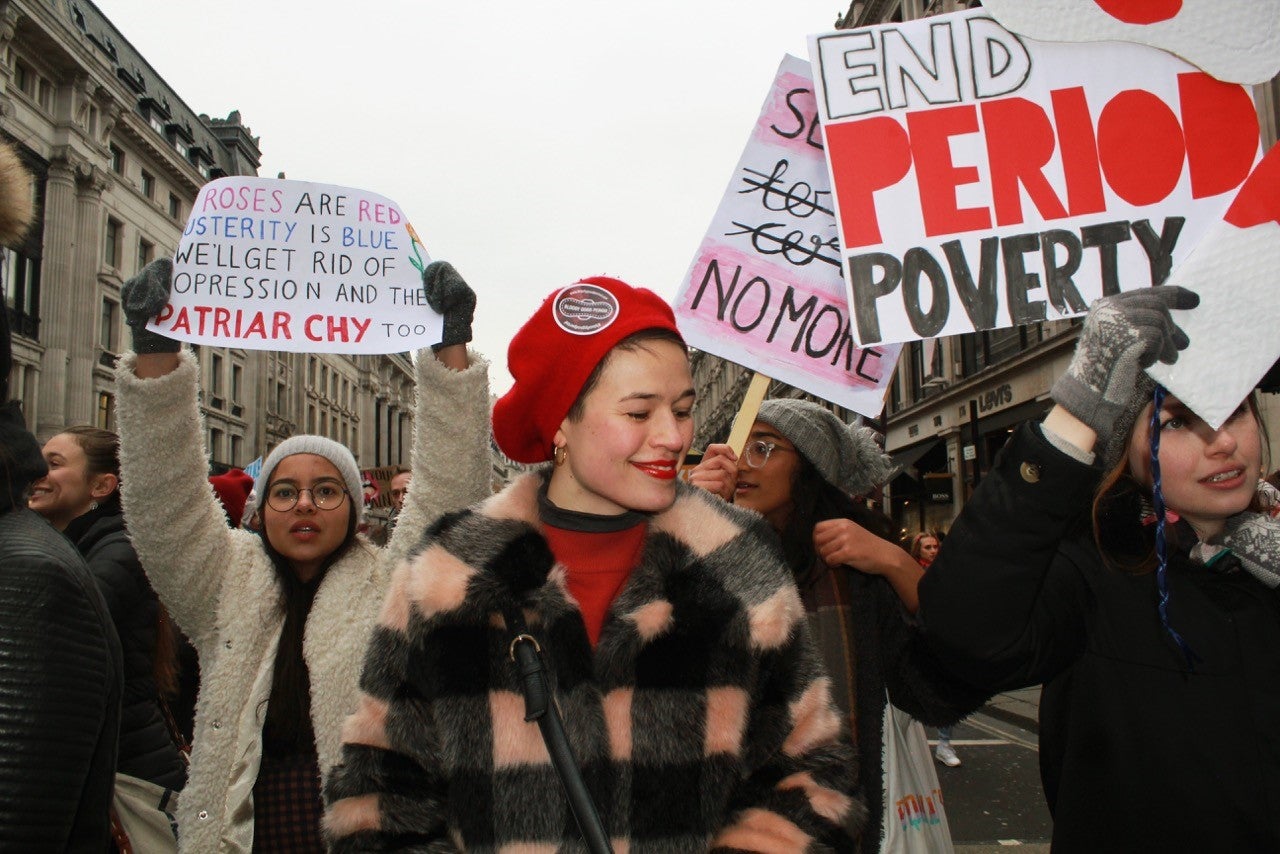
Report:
493,277,680,464
209,467,254,527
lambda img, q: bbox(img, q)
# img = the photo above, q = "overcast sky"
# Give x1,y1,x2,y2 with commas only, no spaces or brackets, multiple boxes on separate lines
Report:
96,0,850,391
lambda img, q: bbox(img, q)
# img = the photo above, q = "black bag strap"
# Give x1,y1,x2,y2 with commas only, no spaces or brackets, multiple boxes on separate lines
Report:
503,604,613,854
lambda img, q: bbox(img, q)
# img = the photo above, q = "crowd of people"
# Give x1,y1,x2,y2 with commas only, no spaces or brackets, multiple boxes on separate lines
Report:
4,135,1280,853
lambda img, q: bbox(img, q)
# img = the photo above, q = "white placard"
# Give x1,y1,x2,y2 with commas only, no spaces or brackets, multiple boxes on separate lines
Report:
1148,143,1280,428
151,177,442,353
982,0,1280,86
808,8,1261,349
673,55,902,419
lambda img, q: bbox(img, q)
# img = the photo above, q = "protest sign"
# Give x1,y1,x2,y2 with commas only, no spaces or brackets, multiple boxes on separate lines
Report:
982,0,1280,85
808,8,1261,348
1147,141,1280,429
674,54,902,419
151,176,442,354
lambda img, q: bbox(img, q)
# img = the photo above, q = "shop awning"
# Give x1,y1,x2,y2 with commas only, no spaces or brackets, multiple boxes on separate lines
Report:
888,439,941,479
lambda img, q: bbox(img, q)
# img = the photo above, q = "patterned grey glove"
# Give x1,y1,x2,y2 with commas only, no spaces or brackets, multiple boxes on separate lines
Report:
422,260,475,351
1050,285,1198,446
121,258,179,354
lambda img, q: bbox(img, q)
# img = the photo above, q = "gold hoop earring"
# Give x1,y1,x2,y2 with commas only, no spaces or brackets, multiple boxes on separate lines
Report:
553,445,567,467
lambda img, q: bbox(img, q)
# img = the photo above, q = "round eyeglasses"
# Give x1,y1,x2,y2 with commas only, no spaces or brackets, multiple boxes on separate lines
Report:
265,479,349,512
743,439,795,469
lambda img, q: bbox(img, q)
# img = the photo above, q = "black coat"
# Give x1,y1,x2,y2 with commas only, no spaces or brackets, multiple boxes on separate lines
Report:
919,422,1280,852
65,498,186,790
0,508,123,852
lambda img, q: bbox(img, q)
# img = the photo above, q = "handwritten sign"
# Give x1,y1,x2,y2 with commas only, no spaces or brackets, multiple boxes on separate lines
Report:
673,55,902,419
151,177,442,353
808,8,1261,348
1148,142,1280,428
982,0,1280,85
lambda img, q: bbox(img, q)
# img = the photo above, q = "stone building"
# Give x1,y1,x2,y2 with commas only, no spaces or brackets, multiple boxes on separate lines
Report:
1,0,415,472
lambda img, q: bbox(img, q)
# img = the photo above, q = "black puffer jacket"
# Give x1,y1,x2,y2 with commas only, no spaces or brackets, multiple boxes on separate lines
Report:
0,507,123,851
64,495,186,791
920,422,1280,852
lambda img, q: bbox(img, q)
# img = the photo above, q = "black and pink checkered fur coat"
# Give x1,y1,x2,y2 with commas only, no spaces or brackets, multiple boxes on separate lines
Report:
324,470,867,851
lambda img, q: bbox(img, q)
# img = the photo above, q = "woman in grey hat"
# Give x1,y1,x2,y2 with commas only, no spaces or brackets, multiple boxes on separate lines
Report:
690,397,985,853
111,259,491,852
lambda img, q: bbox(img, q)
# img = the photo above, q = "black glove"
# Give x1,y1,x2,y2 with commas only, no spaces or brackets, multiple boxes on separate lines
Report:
422,260,475,350
1050,285,1198,447
121,259,180,354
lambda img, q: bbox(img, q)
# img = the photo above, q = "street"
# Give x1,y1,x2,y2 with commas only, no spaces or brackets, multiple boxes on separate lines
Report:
937,689,1053,853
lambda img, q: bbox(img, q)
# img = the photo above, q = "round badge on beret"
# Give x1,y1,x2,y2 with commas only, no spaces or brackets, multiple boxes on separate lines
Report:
553,283,619,335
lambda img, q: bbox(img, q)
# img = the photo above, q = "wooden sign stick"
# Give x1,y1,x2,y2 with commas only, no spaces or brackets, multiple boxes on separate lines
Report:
726,372,772,457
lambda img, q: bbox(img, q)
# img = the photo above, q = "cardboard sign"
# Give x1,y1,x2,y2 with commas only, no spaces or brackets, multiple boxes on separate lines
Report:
982,0,1280,85
808,8,1261,348
152,177,442,353
1147,142,1280,429
674,55,902,419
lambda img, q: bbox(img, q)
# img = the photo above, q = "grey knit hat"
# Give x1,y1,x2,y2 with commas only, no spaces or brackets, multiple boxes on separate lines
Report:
1098,372,1157,472
756,398,893,496
249,434,364,523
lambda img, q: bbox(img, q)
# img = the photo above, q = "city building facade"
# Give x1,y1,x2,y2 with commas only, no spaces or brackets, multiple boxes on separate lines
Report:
1,0,415,474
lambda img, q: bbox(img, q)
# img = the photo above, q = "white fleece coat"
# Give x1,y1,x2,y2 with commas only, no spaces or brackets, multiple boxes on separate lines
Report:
114,348,490,853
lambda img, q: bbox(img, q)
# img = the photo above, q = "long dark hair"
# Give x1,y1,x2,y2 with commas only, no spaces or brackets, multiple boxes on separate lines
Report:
258,491,358,751
779,453,896,573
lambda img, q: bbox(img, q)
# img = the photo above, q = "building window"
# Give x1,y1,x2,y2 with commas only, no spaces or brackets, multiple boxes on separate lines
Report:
109,143,125,174
209,427,223,461
230,434,243,466
149,114,165,135
231,363,243,402
96,392,114,430
13,60,33,96
210,352,224,396
4,251,41,339
37,78,53,112
99,298,118,352
103,217,122,269
137,238,154,272
174,138,189,159
168,193,181,220
141,170,155,199
275,380,287,413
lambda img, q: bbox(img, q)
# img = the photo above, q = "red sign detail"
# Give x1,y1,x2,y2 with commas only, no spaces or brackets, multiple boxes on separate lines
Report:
1091,0,1182,25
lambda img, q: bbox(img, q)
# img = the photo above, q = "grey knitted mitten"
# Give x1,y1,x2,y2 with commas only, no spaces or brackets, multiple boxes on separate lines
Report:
1050,285,1198,447
422,260,475,350
121,258,180,354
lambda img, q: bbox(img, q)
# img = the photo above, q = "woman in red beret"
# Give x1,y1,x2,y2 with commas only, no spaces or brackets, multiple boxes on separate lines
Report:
326,277,864,852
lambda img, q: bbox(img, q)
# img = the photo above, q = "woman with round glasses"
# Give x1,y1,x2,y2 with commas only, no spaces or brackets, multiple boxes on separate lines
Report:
110,259,491,852
691,398,984,852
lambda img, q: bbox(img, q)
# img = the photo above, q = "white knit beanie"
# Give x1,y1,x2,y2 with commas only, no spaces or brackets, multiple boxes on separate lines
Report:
756,398,893,496
248,434,364,523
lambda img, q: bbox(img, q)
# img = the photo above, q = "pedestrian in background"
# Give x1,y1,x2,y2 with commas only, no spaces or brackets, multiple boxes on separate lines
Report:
691,399,984,852
920,285,1280,850
29,425,187,850
112,258,491,851
905,530,962,768
325,278,862,851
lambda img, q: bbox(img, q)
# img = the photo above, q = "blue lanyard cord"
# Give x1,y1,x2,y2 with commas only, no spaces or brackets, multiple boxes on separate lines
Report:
1149,384,1201,672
